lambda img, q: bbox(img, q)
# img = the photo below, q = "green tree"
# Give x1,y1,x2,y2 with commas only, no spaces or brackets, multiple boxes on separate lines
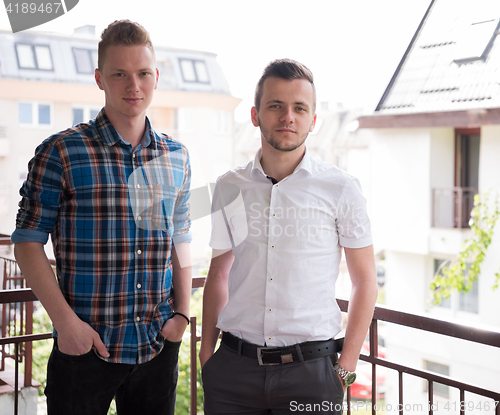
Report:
31,304,53,397
175,288,204,415
430,191,500,305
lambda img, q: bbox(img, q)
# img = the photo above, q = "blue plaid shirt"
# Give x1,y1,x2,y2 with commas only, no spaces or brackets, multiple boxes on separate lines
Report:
12,109,192,364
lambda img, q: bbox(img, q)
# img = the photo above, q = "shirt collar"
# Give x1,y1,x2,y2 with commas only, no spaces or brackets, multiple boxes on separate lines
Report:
251,146,313,180
95,108,157,150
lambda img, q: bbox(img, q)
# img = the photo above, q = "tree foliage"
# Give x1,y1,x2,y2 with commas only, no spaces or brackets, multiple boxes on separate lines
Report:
430,191,500,305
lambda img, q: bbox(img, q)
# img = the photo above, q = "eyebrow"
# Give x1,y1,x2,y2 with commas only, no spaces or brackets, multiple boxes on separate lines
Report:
265,99,310,107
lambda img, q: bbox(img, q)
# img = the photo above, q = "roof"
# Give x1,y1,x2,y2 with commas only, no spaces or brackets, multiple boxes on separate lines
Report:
374,0,500,116
0,26,232,95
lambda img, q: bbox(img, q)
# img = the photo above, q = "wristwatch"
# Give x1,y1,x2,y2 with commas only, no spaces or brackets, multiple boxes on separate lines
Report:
333,363,356,387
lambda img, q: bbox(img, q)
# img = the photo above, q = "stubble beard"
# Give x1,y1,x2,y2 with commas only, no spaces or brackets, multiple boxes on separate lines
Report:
259,119,309,153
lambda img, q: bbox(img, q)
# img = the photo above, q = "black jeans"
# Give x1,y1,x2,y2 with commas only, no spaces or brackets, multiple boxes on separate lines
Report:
45,338,181,415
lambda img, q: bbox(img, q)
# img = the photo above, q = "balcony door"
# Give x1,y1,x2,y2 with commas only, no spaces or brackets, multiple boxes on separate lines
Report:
454,129,480,228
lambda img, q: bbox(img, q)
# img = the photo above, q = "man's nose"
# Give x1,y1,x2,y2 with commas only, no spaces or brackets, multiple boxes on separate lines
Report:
280,107,294,124
127,75,140,92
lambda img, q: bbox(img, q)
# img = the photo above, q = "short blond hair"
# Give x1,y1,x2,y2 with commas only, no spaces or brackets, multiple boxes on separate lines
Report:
98,20,155,70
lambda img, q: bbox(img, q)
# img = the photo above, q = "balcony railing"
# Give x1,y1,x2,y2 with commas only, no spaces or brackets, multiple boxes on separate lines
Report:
2,273,500,415
432,187,477,229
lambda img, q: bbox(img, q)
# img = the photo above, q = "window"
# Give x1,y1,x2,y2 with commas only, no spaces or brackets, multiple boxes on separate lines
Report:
454,19,500,65
15,44,53,70
424,361,450,398
179,59,210,84
19,102,52,127
73,48,97,74
432,258,479,314
214,110,232,134
72,106,100,126
433,259,451,309
459,279,479,313
18,103,33,124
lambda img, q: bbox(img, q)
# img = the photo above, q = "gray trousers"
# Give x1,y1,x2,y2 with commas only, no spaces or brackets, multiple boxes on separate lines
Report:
202,343,345,415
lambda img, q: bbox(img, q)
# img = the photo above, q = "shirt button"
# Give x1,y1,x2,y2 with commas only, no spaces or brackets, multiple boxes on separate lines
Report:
268,308,272,312
136,184,141,189
272,213,276,217
275,184,279,188
136,249,142,255
271,245,275,249
137,283,142,289
132,153,136,159
270,277,273,281
137,215,142,221
268,337,272,341
136,316,141,322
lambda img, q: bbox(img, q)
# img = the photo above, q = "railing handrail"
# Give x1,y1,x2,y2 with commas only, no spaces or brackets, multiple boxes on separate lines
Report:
372,301,500,347
2,279,500,415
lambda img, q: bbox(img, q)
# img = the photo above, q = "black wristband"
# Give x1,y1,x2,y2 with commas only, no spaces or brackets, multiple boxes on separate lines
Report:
173,312,190,325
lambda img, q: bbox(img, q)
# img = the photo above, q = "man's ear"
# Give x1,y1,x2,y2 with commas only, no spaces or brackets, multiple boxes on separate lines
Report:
251,107,259,127
95,68,104,90
309,113,317,132
155,68,159,90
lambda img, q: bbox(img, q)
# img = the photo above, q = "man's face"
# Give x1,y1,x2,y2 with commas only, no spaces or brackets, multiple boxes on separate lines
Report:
95,44,158,123
251,77,316,153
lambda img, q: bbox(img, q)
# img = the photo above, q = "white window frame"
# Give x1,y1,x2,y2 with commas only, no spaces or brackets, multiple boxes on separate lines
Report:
72,48,97,74
431,258,479,315
18,101,53,128
15,43,53,71
179,58,210,84
72,105,101,126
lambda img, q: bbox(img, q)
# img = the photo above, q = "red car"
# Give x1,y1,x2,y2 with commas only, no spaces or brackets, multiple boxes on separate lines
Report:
349,341,386,400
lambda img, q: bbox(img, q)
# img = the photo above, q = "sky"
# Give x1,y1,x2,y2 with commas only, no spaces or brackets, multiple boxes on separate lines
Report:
0,0,432,121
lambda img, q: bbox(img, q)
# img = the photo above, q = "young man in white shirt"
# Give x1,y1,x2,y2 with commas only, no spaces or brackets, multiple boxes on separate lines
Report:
200,59,378,415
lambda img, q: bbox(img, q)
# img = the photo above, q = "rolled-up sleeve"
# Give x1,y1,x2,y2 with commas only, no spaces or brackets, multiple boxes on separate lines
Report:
11,139,62,244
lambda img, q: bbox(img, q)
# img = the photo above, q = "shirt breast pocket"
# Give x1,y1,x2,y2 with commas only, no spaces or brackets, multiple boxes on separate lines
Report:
133,184,179,232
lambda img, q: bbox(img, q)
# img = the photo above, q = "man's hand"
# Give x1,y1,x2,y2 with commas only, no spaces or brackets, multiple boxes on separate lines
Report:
199,346,214,369
160,314,188,343
336,372,347,393
57,316,109,358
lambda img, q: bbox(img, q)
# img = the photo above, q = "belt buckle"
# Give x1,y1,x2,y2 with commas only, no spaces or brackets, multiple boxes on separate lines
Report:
257,347,280,366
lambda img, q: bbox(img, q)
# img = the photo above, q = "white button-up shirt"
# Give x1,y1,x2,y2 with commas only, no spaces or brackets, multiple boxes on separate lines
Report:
210,148,372,347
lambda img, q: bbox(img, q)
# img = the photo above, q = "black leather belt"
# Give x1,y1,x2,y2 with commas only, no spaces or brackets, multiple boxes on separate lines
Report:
222,332,343,366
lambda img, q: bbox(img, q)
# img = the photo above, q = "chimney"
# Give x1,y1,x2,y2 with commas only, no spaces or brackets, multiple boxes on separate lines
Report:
74,25,96,36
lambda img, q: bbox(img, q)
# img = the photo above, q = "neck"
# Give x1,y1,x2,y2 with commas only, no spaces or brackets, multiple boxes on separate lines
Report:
260,142,306,182
106,111,146,149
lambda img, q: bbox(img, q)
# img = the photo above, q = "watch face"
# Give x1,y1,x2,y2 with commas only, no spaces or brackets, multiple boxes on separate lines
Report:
345,373,357,387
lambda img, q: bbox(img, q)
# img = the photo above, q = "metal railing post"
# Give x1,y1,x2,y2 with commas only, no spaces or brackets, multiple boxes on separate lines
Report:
190,315,199,415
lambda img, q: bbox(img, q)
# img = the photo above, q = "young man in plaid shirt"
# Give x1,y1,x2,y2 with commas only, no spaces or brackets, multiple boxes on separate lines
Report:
12,20,192,415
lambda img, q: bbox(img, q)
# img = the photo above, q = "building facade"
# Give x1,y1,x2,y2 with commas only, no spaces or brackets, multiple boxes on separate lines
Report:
0,25,241,269
359,0,500,410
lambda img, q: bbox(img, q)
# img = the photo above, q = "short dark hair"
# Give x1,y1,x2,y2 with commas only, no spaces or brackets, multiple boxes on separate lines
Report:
98,20,154,70
254,59,316,112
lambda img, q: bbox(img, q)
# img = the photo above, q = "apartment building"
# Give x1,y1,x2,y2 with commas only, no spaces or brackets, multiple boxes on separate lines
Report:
0,25,240,268
359,0,500,410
